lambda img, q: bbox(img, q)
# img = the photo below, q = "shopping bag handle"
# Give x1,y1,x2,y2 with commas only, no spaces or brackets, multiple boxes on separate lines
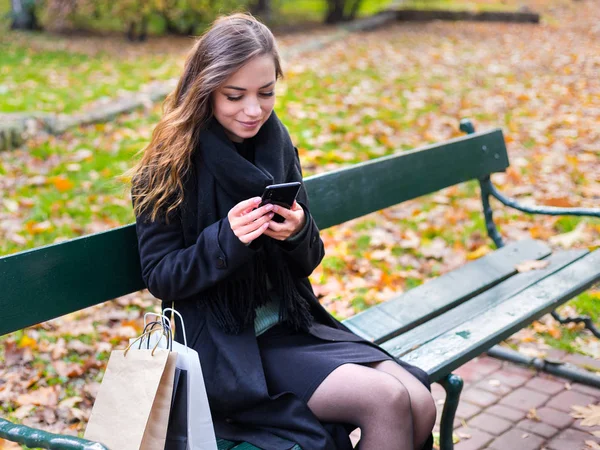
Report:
140,320,173,352
125,326,169,356
144,312,172,331
143,311,187,349
162,308,188,349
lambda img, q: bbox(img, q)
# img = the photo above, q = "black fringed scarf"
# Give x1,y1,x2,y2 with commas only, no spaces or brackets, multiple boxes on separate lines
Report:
196,112,314,335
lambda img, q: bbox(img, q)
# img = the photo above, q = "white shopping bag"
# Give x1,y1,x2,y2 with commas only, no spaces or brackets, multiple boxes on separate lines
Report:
131,311,218,450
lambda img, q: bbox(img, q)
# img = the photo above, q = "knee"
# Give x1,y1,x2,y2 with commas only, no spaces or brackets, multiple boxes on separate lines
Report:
412,390,437,442
373,377,412,419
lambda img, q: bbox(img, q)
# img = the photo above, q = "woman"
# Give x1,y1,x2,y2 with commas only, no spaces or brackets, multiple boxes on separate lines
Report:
129,13,435,450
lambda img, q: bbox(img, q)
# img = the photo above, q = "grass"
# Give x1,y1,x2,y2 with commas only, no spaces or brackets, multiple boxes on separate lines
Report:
0,42,185,113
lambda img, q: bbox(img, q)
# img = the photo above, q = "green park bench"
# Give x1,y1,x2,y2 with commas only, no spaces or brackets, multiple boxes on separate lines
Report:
1,119,599,450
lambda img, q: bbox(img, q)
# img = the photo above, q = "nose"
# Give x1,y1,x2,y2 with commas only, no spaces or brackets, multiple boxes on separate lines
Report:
244,99,261,118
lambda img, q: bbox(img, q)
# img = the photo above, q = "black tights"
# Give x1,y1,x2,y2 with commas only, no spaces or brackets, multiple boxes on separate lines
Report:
307,360,436,450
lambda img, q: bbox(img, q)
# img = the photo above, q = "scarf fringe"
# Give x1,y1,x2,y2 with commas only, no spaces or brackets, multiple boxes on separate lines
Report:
273,262,313,332
205,246,313,334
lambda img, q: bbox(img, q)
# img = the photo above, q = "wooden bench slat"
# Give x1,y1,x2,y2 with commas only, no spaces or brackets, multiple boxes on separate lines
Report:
381,249,588,357
0,224,143,336
306,129,509,229
343,239,551,342
399,249,600,382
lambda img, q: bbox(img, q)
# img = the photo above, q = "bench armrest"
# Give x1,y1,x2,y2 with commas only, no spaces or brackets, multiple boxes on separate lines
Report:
0,418,108,450
483,176,600,219
459,118,600,249
479,175,600,249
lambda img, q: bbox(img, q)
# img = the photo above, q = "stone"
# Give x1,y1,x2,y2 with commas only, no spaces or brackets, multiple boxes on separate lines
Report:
475,378,513,396
546,390,597,413
468,412,513,435
462,388,500,408
456,401,482,420
453,426,494,450
486,404,528,422
499,387,550,411
488,428,545,450
516,418,558,438
486,369,532,388
570,383,600,398
524,377,566,396
546,428,598,450
534,407,575,429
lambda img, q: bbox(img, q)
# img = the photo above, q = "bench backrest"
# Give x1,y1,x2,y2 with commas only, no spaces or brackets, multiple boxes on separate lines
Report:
0,128,508,336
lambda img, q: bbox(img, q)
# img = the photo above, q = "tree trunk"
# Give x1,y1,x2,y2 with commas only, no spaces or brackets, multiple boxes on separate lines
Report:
346,0,363,21
10,0,39,30
325,0,345,24
252,0,272,22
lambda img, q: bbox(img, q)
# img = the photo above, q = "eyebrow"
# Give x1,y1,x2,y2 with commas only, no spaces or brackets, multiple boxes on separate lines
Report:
223,81,276,91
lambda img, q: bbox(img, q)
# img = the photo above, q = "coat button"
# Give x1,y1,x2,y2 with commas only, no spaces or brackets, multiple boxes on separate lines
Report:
312,235,317,244
225,417,233,424
216,257,226,269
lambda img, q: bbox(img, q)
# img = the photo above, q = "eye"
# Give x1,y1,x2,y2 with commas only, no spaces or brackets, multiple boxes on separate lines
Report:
260,92,274,97
226,96,242,102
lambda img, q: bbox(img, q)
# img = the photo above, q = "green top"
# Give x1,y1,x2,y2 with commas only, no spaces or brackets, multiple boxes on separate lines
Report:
254,296,281,336
254,214,310,336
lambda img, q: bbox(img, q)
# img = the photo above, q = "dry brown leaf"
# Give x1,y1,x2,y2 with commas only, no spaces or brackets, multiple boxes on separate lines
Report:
53,360,84,378
542,196,575,208
515,259,550,273
571,404,600,427
527,408,541,421
15,386,59,407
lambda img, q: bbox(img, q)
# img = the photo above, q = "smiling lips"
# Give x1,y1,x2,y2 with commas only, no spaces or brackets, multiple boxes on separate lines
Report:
239,120,261,129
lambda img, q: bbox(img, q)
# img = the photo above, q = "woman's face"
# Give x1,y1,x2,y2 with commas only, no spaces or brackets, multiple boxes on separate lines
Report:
212,55,277,143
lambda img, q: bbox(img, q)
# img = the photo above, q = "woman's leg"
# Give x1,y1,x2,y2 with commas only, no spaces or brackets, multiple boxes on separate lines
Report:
307,363,414,450
367,360,436,449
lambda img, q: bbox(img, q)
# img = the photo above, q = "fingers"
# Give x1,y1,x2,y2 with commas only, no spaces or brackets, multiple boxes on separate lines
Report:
230,197,262,217
236,211,274,237
231,203,273,228
272,204,294,221
241,220,271,244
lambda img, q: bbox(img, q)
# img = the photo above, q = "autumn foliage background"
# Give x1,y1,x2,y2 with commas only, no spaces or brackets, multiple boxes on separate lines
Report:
0,0,599,441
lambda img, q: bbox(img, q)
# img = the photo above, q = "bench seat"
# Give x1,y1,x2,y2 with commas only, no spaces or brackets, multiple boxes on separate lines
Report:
343,239,600,383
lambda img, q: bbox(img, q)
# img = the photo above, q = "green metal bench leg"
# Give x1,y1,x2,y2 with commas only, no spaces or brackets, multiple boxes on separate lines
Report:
437,373,464,450
0,418,108,450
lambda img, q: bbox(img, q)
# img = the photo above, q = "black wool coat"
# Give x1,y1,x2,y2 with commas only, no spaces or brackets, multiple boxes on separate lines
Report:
133,122,431,450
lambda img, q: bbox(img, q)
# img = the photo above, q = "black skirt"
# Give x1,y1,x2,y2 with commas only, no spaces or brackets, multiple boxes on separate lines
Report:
257,322,420,403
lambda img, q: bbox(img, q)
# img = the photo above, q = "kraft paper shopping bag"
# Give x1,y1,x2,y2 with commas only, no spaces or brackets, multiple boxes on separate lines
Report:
84,347,177,450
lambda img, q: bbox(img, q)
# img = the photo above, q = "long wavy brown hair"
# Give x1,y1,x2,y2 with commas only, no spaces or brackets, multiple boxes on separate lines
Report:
126,13,283,223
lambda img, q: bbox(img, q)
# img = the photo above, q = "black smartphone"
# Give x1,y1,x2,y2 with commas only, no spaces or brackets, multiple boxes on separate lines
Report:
259,182,302,223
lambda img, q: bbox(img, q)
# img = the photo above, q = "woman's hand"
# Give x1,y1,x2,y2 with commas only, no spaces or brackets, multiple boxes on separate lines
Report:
228,197,274,244
263,201,306,241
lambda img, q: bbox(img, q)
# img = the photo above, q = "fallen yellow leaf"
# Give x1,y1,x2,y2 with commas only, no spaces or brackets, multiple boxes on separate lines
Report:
18,335,37,349
466,246,491,260
50,176,74,192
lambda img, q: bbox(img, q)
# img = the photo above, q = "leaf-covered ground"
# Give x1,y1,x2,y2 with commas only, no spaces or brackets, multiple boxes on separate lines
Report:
0,0,599,441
